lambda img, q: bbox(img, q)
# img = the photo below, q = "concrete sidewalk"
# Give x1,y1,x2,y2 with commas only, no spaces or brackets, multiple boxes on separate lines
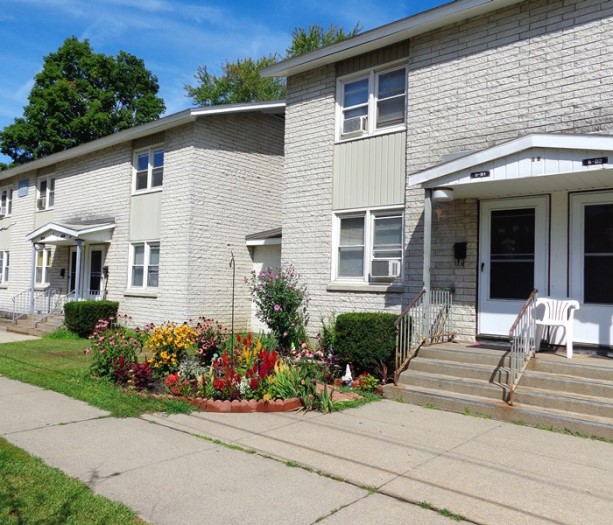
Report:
2,376,612,524
0,376,453,525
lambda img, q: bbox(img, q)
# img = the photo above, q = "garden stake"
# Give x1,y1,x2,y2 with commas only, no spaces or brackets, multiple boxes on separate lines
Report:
229,250,235,361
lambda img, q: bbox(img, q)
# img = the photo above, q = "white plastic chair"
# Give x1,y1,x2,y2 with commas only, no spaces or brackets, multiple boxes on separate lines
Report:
534,298,580,358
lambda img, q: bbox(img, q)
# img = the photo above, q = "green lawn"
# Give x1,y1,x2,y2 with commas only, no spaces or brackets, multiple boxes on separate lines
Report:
0,337,194,417
0,438,140,525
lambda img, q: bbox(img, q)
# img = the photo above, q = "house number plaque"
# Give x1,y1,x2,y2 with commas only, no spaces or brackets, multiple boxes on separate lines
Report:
582,157,608,166
470,170,490,179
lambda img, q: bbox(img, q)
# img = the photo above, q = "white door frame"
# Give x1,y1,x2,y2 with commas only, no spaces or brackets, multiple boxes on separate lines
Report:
569,190,613,346
478,196,550,336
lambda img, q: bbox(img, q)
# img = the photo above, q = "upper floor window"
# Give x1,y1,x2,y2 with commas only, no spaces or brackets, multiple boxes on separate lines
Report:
334,209,403,282
0,251,9,283
134,146,164,193
37,177,55,211
0,188,12,217
338,65,407,140
129,241,160,288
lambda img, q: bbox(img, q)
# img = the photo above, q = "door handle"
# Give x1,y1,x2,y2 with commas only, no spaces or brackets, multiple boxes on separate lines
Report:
481,262,485,272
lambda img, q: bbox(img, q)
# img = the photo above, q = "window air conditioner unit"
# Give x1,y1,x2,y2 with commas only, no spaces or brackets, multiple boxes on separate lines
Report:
37,197,46,210
342,115,368,136
370,259,401,281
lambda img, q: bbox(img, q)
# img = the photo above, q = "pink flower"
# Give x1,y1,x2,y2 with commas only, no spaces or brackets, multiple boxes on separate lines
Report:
274,304,281,311
83,348,90,355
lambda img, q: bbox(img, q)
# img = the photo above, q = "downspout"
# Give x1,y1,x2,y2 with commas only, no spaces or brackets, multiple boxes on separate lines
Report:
30,244,38,315
423,189,432,338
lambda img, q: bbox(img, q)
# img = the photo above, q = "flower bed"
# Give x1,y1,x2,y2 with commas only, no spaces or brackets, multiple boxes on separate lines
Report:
85,318,346,413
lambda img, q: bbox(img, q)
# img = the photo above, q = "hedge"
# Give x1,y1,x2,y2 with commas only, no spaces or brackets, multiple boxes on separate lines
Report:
64,300,120,338
333,312,397,378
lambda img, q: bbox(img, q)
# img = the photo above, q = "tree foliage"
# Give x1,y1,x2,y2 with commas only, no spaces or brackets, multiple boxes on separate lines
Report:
185,55,285,107
286,23,362,58
0,37,165,164
185,23,361,106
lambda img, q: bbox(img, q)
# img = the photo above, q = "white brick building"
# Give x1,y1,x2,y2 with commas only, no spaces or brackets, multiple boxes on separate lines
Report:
0,102,284,329
264,0,613,346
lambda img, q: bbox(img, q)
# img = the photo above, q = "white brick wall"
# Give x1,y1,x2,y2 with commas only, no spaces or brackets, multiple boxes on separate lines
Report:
0,113,284,330
284,0,613,340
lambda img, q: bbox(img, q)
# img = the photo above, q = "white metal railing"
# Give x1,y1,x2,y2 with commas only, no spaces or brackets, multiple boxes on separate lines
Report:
12,288,103,325
507,289,538,405
394,288,454,383
12,287,62,323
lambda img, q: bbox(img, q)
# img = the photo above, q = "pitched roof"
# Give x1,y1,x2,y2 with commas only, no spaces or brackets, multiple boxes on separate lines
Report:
262,0,524,78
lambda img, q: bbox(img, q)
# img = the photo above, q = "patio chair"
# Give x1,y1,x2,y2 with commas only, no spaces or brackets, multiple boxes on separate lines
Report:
534,298,580,358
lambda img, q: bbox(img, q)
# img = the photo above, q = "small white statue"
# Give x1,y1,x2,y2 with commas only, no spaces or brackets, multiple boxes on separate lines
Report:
342,364,353,387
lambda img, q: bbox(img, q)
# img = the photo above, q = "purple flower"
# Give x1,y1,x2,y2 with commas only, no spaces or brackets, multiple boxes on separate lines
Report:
274,304,281,311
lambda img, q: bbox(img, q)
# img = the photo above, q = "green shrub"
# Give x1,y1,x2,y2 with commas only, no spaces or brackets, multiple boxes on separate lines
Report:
334,312,397,378
64,300,120,338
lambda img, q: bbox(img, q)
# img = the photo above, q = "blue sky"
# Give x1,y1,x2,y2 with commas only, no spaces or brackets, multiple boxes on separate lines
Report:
0,0,448,162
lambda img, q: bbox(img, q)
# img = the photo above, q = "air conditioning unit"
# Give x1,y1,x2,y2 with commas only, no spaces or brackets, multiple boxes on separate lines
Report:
37,197,46,210
342,115,368,136
370,259,401,281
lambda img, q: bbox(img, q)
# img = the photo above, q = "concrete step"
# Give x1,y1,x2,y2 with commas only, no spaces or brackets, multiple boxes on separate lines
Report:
527,355,613,381
399,370,509,401
410,357,513,384
383,383,613,440
514,386,613,418
521,370,613,399
417,344,511,368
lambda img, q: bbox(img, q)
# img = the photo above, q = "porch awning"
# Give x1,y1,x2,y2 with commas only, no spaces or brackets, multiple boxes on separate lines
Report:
26,221,115,245
245,227,282,246
411,133,613,199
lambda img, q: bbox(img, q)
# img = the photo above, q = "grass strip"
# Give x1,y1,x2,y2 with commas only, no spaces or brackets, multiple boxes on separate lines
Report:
0,338,193,417
0,438,139,524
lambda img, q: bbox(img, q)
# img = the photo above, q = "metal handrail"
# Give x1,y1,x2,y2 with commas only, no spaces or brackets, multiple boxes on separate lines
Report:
394,288,454,384
12,287,63,324
507,289,538,405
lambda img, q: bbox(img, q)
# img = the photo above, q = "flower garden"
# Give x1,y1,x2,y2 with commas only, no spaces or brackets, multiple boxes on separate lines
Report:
83,266,384,413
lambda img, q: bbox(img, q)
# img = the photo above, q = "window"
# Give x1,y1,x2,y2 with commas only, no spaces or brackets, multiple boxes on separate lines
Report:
334,210,403,282
37,177,55,210
35,248,52,285
338,65,407,139
0,188,12,216
130,242,160,288
134,147,164,192
0,251,8,283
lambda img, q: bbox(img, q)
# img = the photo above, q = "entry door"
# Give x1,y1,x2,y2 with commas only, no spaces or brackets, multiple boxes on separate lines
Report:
68,249,77,293
570,192,613,346
88,249,104,299
479,197,549,336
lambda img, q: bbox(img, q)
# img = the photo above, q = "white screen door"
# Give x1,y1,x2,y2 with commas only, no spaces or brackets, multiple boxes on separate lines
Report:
569,191,613,345
479,196,549,336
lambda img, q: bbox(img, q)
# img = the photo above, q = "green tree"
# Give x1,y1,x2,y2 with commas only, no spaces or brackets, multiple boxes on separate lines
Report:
286,23,362,58
185,23,361,106
0,37,165,164
185,55,285,107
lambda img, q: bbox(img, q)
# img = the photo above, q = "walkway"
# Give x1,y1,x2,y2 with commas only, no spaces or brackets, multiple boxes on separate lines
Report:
2,376,612,524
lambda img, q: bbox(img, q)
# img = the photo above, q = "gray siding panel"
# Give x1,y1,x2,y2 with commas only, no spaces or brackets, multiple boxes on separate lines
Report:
129,191,162,241
333,131,406,210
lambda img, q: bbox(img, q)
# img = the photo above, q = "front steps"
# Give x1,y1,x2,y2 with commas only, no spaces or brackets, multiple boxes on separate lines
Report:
384,342,613,440
0,315,61,337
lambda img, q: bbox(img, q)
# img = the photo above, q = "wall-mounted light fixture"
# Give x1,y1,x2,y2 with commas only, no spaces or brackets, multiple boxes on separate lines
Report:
432,187,455,202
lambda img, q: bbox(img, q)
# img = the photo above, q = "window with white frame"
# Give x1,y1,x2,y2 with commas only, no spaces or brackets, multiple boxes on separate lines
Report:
130,242,160,288
134,146,164,192
0,188,12,216
35,248,51,285
338,65,407,139
0,251,8,283
334,210,403,282
37,177,55,210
